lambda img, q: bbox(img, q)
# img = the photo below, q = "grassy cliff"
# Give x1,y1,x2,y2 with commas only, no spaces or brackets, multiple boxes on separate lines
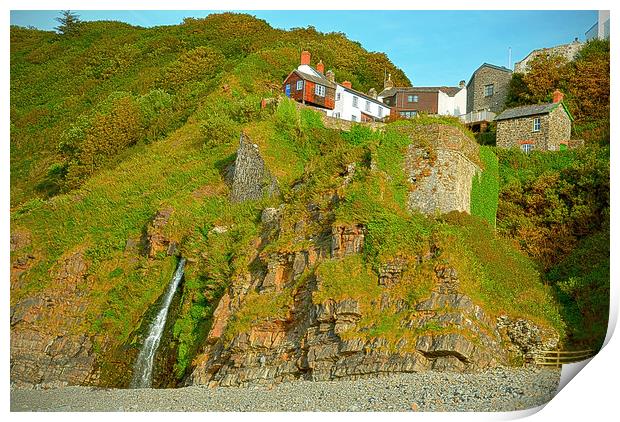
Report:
10,13,605,387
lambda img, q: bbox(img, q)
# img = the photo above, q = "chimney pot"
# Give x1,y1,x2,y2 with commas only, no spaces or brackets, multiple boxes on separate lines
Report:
459,80,466,88
316,60,325,74
552,89,564,103
342,81,352,89
300,50,311,65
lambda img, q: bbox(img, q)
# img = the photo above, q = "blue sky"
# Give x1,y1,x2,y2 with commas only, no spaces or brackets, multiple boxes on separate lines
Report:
10,10,597,86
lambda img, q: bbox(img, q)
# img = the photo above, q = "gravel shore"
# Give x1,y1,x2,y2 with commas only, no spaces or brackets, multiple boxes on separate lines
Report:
11,367,560,412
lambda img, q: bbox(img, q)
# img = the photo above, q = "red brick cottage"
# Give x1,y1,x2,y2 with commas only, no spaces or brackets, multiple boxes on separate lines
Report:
282,51,337,110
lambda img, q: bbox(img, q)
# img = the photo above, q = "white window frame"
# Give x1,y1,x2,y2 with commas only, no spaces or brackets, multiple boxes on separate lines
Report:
484,84,494,97
532,117,541,132
378,107,383,118
352,96,359,108
351,114,357,122
315,84,326,97
336,92,341,101
521,143,534,154
296,80,303,91
365,101,371,112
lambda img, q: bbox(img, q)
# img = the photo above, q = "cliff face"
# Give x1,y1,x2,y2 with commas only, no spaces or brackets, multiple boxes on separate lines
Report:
10,121,560,389
11,247,98,388
185,127,558,387
187,220,557,387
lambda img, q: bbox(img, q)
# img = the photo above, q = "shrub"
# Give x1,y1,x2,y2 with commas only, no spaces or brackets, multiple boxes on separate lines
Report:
161,46,225,92
199,113,239,148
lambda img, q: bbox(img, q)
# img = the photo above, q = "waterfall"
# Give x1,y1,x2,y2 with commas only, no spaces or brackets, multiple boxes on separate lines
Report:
130,258,186,388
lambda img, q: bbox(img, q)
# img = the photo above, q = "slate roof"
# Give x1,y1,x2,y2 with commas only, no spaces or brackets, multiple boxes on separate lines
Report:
495,102,573,121
378,86,463,98
466,63,512,87
293,69,337,89
342,85,388,106
438,87,462,96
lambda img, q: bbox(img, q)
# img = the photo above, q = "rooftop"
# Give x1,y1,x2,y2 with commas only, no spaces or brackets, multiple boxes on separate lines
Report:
495,102,572,121
379,86,463,98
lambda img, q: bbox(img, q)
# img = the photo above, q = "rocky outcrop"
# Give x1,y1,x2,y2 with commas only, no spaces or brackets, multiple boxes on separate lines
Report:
378,258,407,286
496,316,560,363
10,251,98,388
186,240,537,387
230,132,279,203
145,207,177,258
330,224,365,258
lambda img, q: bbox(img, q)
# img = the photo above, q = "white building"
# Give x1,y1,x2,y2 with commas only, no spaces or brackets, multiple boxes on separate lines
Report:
328,81,392,123
437,85,467,117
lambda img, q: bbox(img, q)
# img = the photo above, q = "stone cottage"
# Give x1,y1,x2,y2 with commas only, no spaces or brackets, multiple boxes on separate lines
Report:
466,63,513,115
495,90,573,152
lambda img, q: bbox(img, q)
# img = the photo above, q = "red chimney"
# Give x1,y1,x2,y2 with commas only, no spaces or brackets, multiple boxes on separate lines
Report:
342,81,352,89
300,50,311,65
553,89,564,103
316,60,324,74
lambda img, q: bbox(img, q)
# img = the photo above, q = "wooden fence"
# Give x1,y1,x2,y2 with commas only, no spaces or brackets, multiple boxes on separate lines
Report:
534,349,596,368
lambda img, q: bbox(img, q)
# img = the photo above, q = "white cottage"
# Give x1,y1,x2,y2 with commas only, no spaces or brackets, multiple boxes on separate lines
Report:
327,78,391,123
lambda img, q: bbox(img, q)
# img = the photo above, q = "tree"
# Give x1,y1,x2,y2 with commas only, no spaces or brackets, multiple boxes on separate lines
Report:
522,54,570,102
55,10,82,36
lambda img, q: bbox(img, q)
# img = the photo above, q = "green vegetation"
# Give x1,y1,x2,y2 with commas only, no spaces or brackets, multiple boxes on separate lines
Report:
10,13,608,383
495,145,609,349
10,14,410,208
496,146,609,270
470,146,499,226
506,38,609,144
547,230,609,349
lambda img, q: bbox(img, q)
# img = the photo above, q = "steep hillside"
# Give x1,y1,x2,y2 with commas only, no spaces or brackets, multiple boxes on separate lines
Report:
10,13,410,207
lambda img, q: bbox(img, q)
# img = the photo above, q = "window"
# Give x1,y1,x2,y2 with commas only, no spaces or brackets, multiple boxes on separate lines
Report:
315,84,326,97
407,95,419,103
521,143,534,154
351,115,357,122
532,117,541,132
352,96,359,108
336,93,341,101
399,111,417,118
334,112,340,118
296,80,303,91
378,107,383,118
484,84,494,97
365,101,371,112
